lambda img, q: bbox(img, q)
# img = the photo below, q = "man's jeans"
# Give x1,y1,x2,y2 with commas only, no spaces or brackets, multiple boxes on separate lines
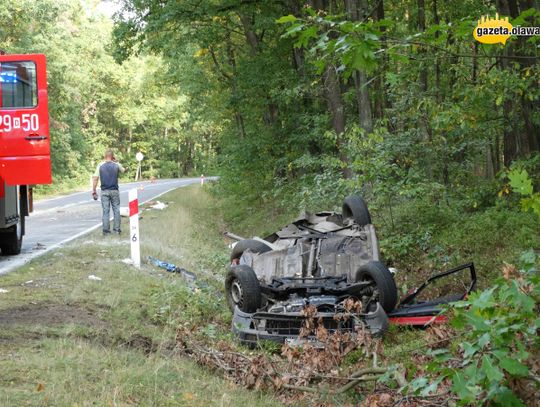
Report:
101,189,121,233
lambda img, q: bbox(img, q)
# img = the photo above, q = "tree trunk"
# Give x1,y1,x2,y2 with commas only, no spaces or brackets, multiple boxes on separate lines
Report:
289,1,306,76
373,0,387,117
522,98,540,153
239,14,259,53
497,0,539,164
472,42,478,84
346,0,373,133
486,144,495,179
354,71,373,134
494,134,501,173
235,113,246,139
222,36,248,139
323,64,352,178
292,48,305,75
417,0,428,92
432,0,441,102
323,64,346,137
127,128,132,155
310,0,326,11
177,139,182,177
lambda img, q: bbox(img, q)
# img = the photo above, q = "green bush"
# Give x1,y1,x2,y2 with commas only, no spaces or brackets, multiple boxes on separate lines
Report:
508,167,540,218
408,250,539,406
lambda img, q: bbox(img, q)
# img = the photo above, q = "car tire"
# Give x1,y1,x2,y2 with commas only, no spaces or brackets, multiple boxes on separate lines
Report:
0,215,24,255
342,195,371,226
230,239,272,262
225,265,262,313
355,261,397,312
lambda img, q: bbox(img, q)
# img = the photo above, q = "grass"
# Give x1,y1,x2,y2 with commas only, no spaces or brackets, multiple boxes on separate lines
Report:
0,185,281,406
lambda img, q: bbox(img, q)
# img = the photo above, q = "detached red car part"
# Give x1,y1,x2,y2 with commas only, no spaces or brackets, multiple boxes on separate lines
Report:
388,262,477,326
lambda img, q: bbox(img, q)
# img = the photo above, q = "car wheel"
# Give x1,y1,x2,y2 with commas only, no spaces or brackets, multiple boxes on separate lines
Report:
342,195,371,226
230,239,272,262
225,265,262,313
0,215,24,255
355,261,397,312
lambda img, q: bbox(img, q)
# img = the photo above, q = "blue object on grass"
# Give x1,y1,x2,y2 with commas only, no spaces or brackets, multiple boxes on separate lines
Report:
147,256,177,272
147,256,197,281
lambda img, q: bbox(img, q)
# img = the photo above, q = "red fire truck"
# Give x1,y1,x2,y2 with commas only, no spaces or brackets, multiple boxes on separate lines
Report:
0,53,51,254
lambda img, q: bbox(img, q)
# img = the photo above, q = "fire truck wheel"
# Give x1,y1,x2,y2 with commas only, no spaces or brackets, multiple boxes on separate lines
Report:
1,215,24,255
225,265,261,313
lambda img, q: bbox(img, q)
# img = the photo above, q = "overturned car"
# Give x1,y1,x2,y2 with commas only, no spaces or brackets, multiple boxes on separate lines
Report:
224,196,476,346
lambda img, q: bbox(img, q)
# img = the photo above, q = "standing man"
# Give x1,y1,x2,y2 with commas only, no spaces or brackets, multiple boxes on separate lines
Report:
92,150,125,235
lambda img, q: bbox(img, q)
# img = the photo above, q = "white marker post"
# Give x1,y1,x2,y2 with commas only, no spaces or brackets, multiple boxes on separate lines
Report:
129,188,141,268
135,152,144,181
200,174,205,186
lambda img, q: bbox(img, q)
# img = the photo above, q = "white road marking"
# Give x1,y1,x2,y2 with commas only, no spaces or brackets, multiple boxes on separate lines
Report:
32,180,194,215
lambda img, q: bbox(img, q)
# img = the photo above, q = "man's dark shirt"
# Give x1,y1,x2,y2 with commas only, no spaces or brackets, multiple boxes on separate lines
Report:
94,161,124,191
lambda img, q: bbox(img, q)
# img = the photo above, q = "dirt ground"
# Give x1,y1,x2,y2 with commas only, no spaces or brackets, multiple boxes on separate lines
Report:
0,303,104,327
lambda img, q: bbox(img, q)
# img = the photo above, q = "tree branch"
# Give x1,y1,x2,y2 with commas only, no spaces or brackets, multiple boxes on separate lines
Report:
208,47,232,80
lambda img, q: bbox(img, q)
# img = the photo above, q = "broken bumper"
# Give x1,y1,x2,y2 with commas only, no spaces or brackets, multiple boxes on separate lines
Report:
232,303,389,346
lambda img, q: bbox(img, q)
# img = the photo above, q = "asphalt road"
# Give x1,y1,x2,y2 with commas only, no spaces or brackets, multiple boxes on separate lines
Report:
0,178,203,275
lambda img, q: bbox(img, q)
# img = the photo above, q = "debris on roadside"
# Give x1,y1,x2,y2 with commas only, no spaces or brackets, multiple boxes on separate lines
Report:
150,201,167,210
0,288,9,294
147,256,176,272
33,242,46,250
147,256,197,282
121,258,133,265
88,275,102,281
147,256,196,281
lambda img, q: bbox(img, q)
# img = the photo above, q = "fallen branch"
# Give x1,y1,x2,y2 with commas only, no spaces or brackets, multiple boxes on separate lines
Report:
351,367,387,378
285,367,387,383
281,373,384,394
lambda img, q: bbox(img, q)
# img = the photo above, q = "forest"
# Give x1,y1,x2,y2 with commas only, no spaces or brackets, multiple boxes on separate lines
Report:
2,0,538,223
111,0,540,196
110,0,540,279
1,0,539,405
